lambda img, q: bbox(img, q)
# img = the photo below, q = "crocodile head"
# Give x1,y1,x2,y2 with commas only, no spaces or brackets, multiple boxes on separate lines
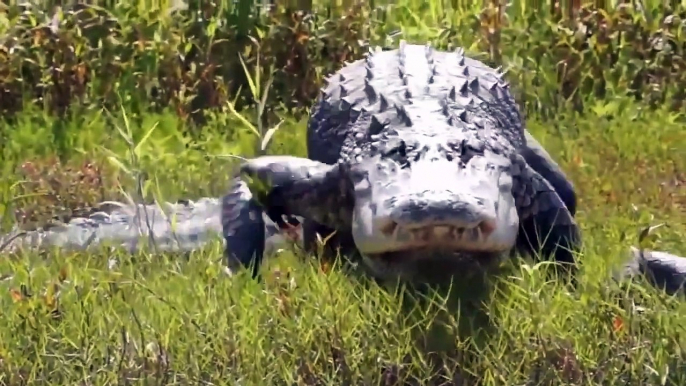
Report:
237,136,522,283
346,137,520,282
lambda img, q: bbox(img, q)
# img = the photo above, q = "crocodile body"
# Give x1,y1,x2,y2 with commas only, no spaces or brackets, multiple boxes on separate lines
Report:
221,43,583,284
1,43,684,293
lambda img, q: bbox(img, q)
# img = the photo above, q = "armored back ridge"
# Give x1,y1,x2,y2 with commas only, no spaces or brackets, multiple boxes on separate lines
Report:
307,43,526,167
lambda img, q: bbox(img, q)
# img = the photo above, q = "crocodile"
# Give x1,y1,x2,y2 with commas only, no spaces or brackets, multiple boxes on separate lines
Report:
1,43,684,292
222,43,585,284
221,42,685,288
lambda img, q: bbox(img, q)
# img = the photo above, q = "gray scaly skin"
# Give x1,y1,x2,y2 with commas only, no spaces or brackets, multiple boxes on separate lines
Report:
618,247,686,295
1,42,684,293
0,198,300,260
225,42,582,284
222,42,686,288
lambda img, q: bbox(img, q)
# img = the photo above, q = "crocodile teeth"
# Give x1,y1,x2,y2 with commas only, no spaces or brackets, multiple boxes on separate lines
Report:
434,226,451,238
413,228,431,242
410,229,419,241
403,225,486,242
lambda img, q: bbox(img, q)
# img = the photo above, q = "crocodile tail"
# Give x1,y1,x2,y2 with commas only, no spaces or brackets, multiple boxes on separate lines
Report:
0,184,305,276
0,197,225,254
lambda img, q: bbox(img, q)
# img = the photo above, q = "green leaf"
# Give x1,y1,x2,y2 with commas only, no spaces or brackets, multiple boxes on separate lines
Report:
638,223,666,250
238,53,258,102
260,119,284,153
133,121,160,158
225,101,259,138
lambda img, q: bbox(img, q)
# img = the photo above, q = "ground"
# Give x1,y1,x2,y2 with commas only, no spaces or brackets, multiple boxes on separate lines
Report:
0,2,685,385
0,99,683,385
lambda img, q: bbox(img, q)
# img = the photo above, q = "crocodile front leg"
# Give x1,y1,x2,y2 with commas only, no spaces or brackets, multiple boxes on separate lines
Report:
221,155,354,276
511,154,582,271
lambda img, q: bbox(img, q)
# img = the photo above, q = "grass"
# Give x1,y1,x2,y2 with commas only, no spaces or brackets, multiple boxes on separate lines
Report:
0,99,684,385
0,1,685,385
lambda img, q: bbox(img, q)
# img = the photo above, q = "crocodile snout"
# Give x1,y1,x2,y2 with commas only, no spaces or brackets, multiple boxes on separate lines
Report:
389,192,497,233
351,154,519,258
379,193,498,245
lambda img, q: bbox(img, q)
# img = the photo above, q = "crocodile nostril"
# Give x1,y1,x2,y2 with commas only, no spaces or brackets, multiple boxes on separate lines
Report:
380,221,398,237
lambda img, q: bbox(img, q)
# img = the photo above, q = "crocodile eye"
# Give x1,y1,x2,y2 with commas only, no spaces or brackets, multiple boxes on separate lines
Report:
459,139,484,164
388,140,406,157
348,163,374,194
382,139,409,165
397,140,407,158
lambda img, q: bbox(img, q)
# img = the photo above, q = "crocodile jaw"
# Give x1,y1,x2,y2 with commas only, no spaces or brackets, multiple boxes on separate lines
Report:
349,155,519,282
